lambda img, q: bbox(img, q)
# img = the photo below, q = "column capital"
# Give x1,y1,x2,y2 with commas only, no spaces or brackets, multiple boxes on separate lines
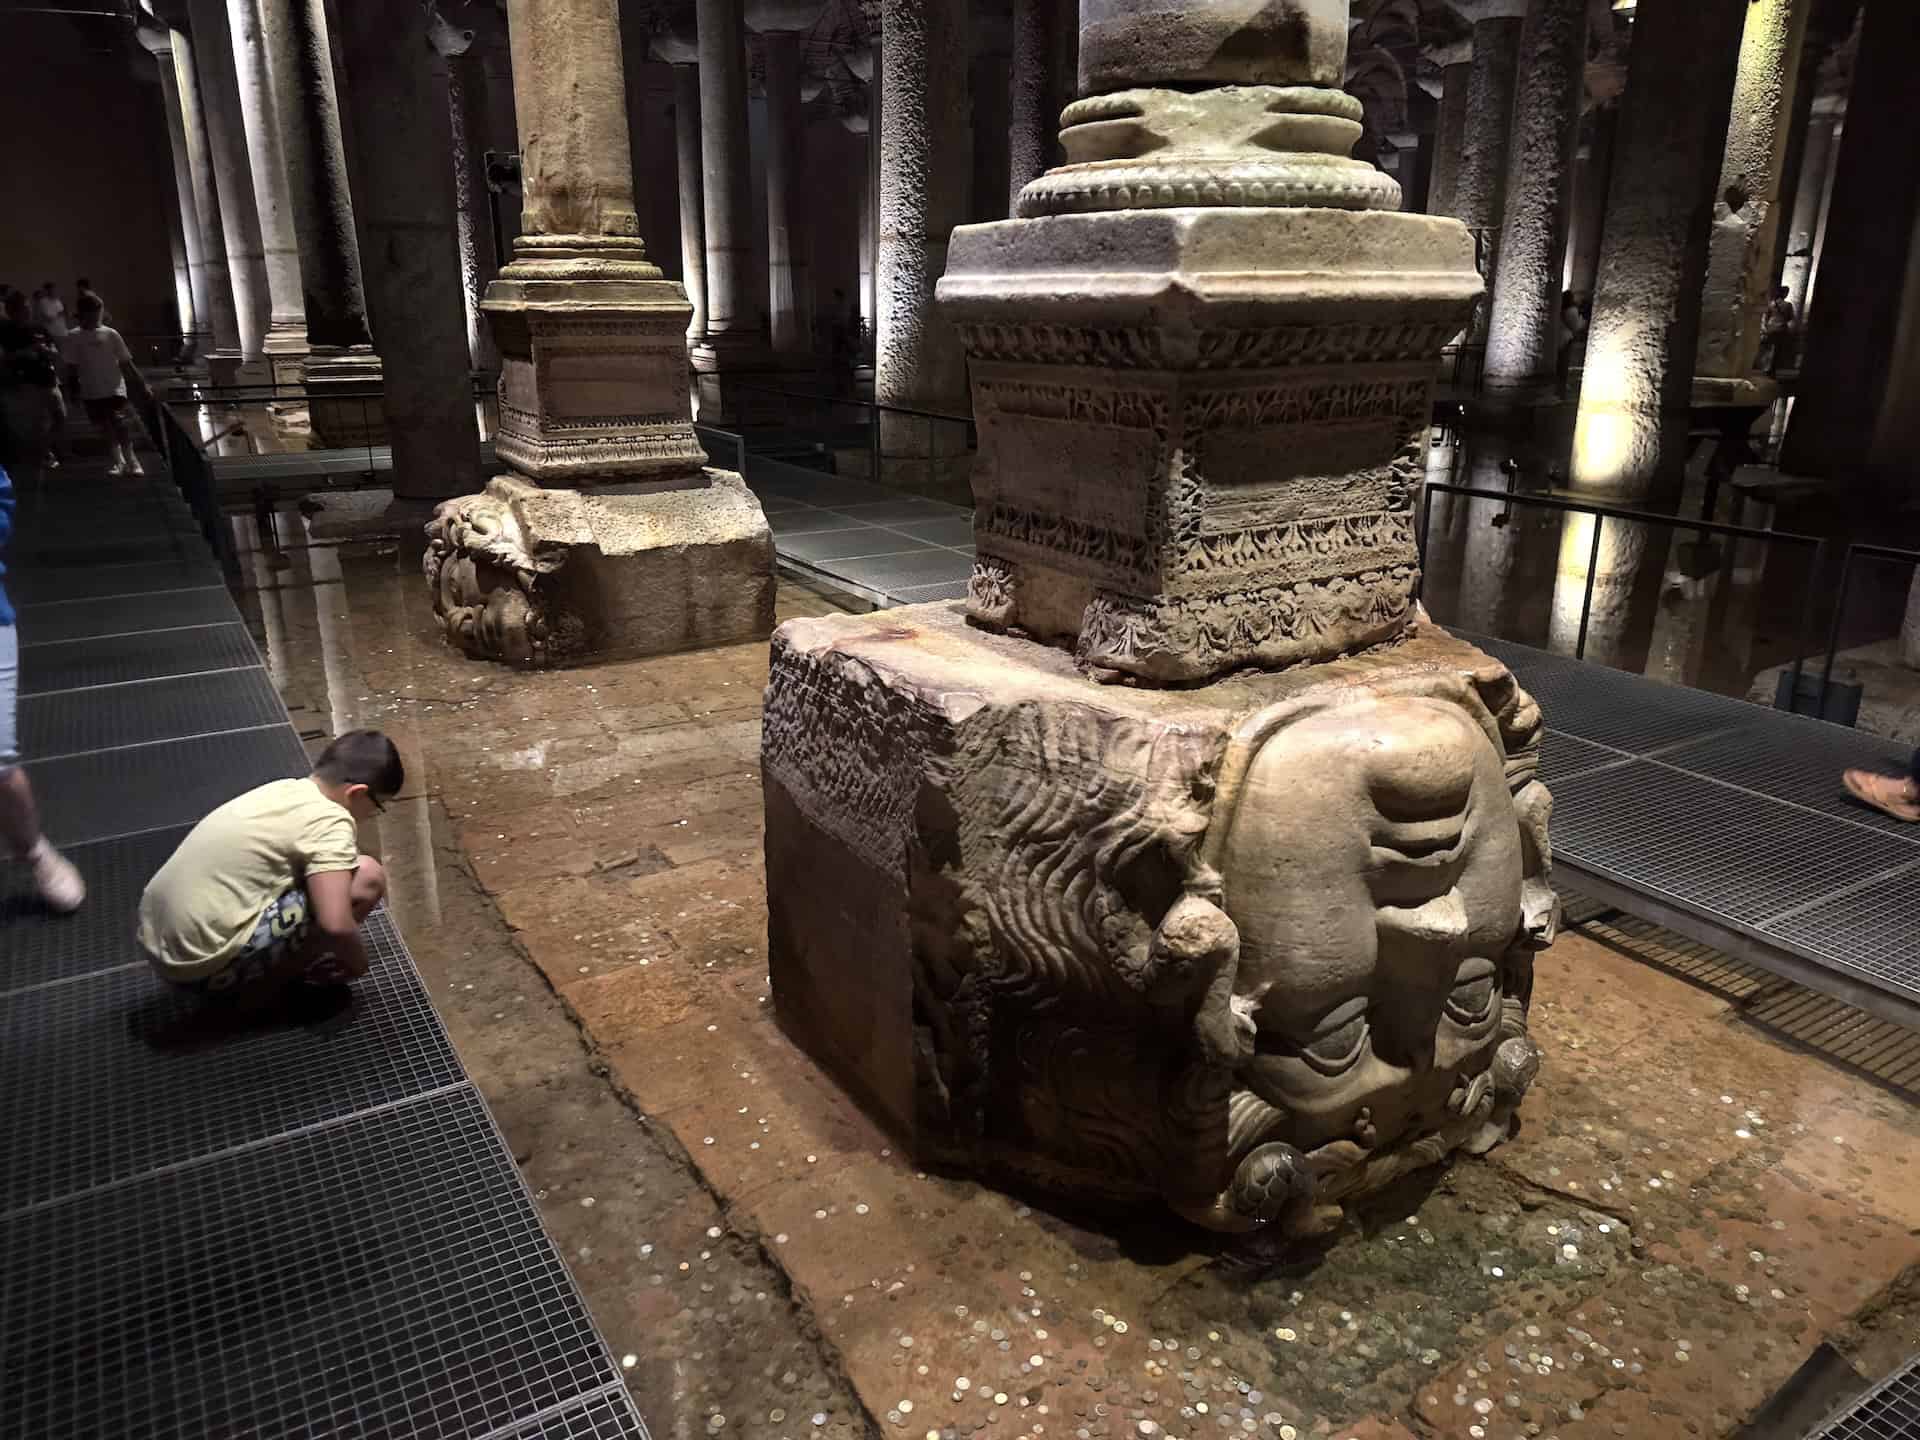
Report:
648,21,698,67
1446,0,1530,22
743,0,827,36
135,20,172,57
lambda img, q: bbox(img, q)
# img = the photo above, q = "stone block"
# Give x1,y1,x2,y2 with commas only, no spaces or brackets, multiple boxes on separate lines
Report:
763,601,1559,1236
937,204,1481,683
424,470,774,665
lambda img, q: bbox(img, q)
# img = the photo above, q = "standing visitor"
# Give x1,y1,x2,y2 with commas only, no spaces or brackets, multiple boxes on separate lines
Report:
1759,286,1797,376
32,282,68,340
0,461,88,916
61,294,141,476
0,290,62,491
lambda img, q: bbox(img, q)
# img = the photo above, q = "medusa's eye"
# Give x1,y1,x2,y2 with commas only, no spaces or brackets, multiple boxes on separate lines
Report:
1445,959,1498,1028
1298,997,1370,1077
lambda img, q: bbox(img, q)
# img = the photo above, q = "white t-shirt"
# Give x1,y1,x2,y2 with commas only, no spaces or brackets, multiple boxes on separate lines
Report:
33,294,67,337
62,325,132,400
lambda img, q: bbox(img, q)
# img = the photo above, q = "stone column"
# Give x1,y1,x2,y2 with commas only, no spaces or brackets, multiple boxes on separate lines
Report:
691,0,764,414
767,0,1557,1244
186,0,271,371
225,0,307,379
1696,0,1812,382
257,0,383,442
662,56,708,342
1552,0,1747,667
447,23,505,375
747,5,827,356
1448,6,1526,340
1007,0,1057,207
136,24,214,348
1564,102,1616,300
171,27,243,360
1426,52,1471,217
1481,0,1585,397
334,0,482,505
421,0,773,666
876,0,970,490
1779,94,1841,321
1780,1,1920,487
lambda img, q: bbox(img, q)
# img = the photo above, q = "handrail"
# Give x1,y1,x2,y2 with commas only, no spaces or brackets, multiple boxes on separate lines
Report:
1419,481,1824,549
1820,541,1920,705
1416,479,1829,701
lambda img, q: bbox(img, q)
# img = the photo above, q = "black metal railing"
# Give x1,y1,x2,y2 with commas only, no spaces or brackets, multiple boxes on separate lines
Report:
1417,479,1830,705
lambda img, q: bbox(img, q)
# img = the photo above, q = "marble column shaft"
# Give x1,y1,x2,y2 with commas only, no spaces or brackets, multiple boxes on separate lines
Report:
335,3,481,499
1780,0,1920,483
1696,0,1812,380
225,0,306,359
1569,0,1746,500
671,66,710,340
1564,103,1615,299
448,46,502,373
1555,0,1746,668
876,0,971,412
1427,59,1471,218
696,0,757,343
1007,0,1055,208
186,0,270,360
257,0,374,352
143,30,214,342
1482,0,1585,392
1779,99,1840,320
762,31,808,352
171,27,242,354
1454,16,1523,337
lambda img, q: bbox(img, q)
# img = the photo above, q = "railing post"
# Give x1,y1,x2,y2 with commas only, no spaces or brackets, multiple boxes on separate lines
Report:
1575,514,1603,662
1818,542,1855,719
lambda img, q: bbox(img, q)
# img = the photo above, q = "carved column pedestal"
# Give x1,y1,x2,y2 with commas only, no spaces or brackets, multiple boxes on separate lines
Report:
425,0,773,666
761,0,1558,1240
765,605,1556,1234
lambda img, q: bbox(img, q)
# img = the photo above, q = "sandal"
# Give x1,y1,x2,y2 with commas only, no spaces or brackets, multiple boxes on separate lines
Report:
1842,768,1920,822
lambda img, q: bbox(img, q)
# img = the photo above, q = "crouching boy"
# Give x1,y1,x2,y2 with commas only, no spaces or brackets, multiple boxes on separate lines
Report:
138,730,402,1002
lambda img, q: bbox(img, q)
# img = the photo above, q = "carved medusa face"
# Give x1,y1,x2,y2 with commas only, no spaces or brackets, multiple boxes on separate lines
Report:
1221,694,1524,1153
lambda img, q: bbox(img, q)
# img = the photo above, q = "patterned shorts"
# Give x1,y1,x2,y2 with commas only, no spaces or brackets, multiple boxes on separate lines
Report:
193,887,347,996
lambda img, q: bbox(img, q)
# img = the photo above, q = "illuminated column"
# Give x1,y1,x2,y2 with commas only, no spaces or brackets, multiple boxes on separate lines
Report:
1553,0,1747,666
137,23,213,346
1481,0,1585,395
172,26,244,358
187,0,271,367
1450,5,1525,339
652,27,709,343
1695,0,1812,381
1426,48,1471,217
1778,94,1841,325
746,2,829,355
226,0,309,378
1780,1,1920,484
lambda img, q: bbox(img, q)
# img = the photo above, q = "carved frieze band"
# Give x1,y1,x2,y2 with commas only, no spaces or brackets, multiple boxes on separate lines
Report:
957,320,1461,371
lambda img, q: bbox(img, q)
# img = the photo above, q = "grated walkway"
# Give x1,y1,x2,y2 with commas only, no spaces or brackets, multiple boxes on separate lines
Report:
0,443,648,1439
1472,634,1920,1032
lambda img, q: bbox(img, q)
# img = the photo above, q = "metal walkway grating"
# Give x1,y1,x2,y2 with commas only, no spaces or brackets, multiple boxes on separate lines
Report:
1469,634,1920,1030
1807,1353,1920,1438
1,455,646,1438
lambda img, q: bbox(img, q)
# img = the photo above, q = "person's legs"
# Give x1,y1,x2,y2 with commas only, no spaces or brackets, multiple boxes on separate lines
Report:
0,625,85,912
109,398,140,475
183,857,387,1005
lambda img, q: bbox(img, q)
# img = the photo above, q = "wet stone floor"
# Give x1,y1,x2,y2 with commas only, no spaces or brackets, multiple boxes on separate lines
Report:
236,514,1920,1440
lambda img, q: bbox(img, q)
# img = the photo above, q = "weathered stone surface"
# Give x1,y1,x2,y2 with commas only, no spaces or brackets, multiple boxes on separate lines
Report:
1078,0,1347,95
938,206,1479,682
425,470,774,666
765,603,1557,1235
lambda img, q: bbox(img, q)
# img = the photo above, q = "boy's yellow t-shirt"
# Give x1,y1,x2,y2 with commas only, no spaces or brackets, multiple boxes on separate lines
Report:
138,778,360,978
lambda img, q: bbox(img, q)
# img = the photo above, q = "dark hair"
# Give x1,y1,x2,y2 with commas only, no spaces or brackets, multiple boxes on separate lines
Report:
313,729,404,797
76,293,103,319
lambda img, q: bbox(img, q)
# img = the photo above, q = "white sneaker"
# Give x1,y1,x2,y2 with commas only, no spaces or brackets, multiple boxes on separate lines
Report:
106,459,126,477
126,455,145,476
29,841,86,913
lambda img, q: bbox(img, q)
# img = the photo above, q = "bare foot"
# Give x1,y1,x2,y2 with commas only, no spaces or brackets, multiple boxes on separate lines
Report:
1842,768,1920,822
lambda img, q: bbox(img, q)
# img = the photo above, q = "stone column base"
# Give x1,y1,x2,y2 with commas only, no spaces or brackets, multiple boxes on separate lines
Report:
763,601,1560,1236
424,469,775,665
690,332,775,425
303,347,389,450
263,320,310,391
207,349,246,387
